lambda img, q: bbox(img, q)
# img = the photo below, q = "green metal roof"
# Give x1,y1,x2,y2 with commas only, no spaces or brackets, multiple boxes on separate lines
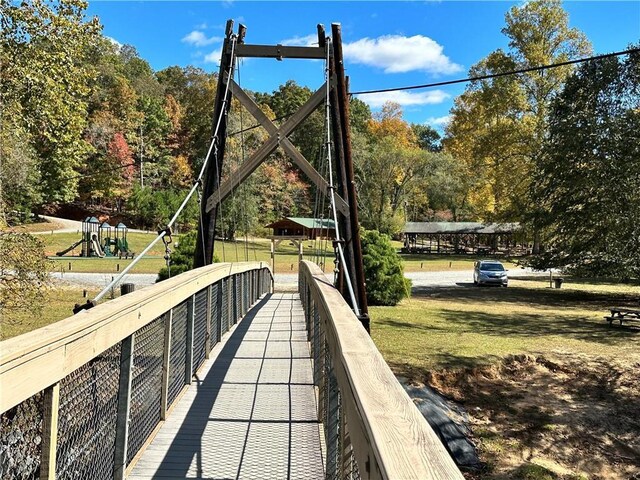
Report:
286,217,336,229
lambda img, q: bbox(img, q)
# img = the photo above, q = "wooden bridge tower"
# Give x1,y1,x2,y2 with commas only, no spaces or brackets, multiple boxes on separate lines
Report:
194,20,369,330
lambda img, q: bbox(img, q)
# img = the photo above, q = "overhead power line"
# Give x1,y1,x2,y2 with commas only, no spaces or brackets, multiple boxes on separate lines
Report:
350,47,640,96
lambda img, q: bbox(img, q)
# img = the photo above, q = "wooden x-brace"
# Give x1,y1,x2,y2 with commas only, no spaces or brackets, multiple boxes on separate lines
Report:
205,79,350,216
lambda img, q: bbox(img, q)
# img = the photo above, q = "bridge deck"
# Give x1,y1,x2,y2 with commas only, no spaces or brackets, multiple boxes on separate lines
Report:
129,293,325,479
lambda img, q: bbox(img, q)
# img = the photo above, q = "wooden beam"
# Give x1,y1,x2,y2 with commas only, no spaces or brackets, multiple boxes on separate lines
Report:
300,261,464,480
40,383,60,480
205,82,328,213
205,285,212,358
185,295,195,385
1,262,272,414
114,335,134,480
229,80,350,215
233,44,326,59
160,310,172,420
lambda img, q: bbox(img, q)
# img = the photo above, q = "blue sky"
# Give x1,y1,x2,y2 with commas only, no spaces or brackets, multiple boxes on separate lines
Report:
87,1,640,128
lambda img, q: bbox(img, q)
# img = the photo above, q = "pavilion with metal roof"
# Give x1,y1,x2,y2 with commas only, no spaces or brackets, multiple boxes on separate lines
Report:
265,217,336,239
403,222,527,255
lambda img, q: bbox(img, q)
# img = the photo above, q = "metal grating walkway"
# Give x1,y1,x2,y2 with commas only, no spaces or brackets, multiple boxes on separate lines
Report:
129,293,325,479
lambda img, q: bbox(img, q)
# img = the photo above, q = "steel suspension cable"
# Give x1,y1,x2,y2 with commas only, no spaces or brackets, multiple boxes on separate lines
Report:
237,59,254,262
92,36,239,304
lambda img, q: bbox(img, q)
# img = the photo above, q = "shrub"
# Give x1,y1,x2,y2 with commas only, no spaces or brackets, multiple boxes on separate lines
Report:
157,230,219,281
361,229,410,306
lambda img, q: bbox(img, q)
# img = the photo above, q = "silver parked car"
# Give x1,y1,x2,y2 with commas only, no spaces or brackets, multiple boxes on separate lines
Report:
473,260,508,287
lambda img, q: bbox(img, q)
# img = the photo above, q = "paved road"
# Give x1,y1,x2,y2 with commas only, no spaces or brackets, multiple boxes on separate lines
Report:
35,215,149,234
52,272,159,289
51,267,552,291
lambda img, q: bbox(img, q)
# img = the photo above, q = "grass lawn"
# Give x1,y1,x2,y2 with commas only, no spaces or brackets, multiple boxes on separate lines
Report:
400,253,519,272
370,278,640,479
43,232,332,274
371,278,640,375
1,286,100,340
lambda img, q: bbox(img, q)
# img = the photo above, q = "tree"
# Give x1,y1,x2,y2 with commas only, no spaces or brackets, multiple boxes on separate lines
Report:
156,66,218,166
1,0,101,204
355,102,442,234
361,230,410,306
443,0,591,228
0,232,51,317
411,124,442,152
532,49,640,278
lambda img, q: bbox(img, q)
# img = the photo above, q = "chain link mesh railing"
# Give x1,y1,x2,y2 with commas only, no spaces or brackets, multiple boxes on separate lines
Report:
193,288,208,375
126,315,165,464
0,265,271,479
300,266,362,480
0,391,44,479
56,343,121,480
168,301,188,407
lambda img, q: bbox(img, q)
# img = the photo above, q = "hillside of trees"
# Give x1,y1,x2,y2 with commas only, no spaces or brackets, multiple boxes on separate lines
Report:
1,0,638,278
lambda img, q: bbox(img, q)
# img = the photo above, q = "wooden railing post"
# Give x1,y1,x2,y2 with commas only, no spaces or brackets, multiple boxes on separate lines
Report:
185,295,195,385
216,281,223,342
114,335,134,480
160,310,173,420
205,285,212,358
40,383,60,480
232,275,238,325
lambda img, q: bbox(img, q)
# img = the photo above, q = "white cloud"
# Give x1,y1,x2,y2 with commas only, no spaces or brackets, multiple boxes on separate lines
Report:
204,47,223,64
343,35,462,74
182,30,221,47
356,90,450,108
280,34,318,47
424,115,451,127
106,36,122,50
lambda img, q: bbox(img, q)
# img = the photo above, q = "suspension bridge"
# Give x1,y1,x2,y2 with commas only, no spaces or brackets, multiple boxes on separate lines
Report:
0,22,463,479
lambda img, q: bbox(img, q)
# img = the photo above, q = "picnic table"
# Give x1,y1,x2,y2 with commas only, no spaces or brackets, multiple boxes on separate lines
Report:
604,307,640,326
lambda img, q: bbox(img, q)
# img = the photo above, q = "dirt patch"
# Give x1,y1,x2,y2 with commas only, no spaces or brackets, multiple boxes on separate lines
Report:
423,354,640,479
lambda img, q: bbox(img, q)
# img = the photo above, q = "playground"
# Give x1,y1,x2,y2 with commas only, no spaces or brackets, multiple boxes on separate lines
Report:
55,217,134,259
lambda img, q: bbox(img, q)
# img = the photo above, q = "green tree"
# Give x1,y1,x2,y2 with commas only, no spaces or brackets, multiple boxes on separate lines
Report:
444,0,591,228
411,124,441,152
1,0,101,204
355,102,442,235
0,232,52,317
157,229,220,281
156,66,218,166
361,230,410,306
533,49,640,278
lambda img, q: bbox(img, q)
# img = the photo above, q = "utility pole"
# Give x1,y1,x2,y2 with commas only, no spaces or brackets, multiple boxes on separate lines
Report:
139,124,144,188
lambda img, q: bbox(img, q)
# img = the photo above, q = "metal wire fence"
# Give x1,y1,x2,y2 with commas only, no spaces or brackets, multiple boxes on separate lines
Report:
56,343,121,480
193,288,208,375
300,270,361,480
168,301,188,407
0,266,271,479
127,315,165,464
221,277,230,334
0,391,44,479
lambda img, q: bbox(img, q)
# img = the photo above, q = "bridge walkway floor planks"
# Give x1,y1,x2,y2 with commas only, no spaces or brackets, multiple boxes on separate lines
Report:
128,293,325,480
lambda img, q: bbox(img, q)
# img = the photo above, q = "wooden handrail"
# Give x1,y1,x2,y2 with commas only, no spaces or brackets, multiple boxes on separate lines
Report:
0,262,271,413
300,261,463,480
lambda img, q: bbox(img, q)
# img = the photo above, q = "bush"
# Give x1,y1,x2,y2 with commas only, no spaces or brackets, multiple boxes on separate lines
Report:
157,230,219,281
361,229,411,306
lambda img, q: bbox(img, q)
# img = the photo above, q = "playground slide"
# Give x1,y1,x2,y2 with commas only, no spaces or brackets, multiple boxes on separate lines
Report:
90,236,106,258
56,239,83,257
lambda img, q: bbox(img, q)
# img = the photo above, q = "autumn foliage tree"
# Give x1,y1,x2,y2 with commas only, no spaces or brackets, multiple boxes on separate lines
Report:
444,0,591,231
